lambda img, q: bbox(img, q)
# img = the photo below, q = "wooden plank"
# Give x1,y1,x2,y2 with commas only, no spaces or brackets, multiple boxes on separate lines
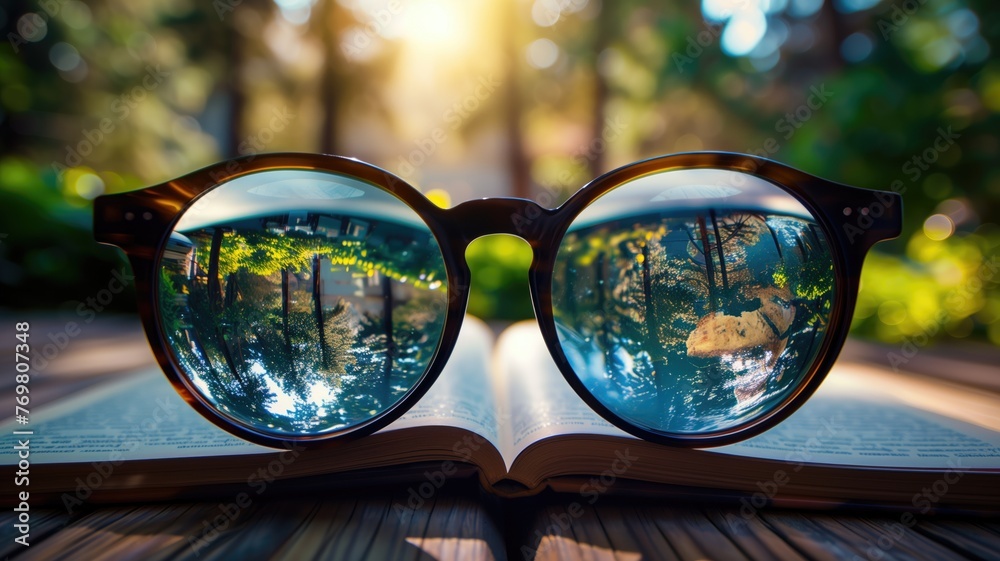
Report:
917,520,1000,561
819,516,967,561
761,512,869,561
4,496,506,561
647,509,750,560
7,496,1000,560
704,509,809,560
0,508,73,558
595,506,682,561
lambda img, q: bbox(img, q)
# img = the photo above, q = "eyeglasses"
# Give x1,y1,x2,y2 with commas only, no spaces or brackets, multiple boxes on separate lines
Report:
94,152,900,448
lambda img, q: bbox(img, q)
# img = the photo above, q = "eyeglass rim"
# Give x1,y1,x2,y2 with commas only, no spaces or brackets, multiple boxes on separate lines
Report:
95,154,467,448
93,151,902,449
531,152,901,446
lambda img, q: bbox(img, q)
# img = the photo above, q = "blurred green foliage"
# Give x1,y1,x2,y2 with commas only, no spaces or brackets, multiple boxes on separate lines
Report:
1,0,998,347
466,236,534,320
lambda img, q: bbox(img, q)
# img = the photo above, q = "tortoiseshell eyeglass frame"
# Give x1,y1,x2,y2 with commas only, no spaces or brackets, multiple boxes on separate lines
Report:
94,151,901,449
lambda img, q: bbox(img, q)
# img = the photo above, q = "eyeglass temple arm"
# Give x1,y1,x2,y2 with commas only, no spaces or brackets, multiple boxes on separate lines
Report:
816,182,903,256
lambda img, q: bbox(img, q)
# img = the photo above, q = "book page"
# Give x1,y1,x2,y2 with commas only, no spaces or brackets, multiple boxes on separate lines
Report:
0,316,500,465
494,323,629,468
720,364,1000,468
494,321,1000,470
371,316,502,445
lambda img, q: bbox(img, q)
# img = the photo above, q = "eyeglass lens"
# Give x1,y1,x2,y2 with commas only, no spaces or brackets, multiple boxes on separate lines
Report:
157,170,449,436
552,168,835,435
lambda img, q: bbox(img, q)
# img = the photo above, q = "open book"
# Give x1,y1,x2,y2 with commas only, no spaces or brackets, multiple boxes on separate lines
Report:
3,317,999,510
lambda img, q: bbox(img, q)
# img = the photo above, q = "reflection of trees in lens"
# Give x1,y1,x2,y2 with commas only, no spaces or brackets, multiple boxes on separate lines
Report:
157,211,447,434
554,209,834,433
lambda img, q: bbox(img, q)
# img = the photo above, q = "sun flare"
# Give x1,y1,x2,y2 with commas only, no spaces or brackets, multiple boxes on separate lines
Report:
398,0,472,53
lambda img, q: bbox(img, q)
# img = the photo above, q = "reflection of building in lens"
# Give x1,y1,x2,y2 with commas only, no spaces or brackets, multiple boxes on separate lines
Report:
157,205,448,435
259,211,428,317
162,212,390,312
265,212,370,239
163,232,196,279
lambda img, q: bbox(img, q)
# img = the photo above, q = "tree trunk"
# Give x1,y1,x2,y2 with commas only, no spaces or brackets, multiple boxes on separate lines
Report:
795,235,808,262
224,272,245,366
282,268,292,361
208,228,224,312
224,272,238,308
588,2,612,178
313,255,328,369
216,327,247,388
381,273,395,402
502,0,530,199
709,210,729,291
696,217,717,312
641,243,666,396
224,15,245,156
819,0,848,72
318,0,340,153
762,215,783,260
187,327,223,384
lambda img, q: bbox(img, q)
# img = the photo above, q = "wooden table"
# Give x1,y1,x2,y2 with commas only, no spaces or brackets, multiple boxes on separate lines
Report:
4,490,998,560
3,315,998,560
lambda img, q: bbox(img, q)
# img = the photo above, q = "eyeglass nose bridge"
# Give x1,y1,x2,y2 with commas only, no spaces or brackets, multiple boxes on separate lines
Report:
443,197,559,250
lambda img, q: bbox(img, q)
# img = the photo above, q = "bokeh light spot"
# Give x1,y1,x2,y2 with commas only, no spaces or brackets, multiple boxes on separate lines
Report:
526,38,559,69
878,300,907,326
721,9,767,56
841,32,873,63
923,214,955,241
16,13,47,42
74,173,105,200
49,42,81,72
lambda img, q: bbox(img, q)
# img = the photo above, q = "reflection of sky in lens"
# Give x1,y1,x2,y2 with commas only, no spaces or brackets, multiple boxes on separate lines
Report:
175,169,427,231
569,169,813,230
